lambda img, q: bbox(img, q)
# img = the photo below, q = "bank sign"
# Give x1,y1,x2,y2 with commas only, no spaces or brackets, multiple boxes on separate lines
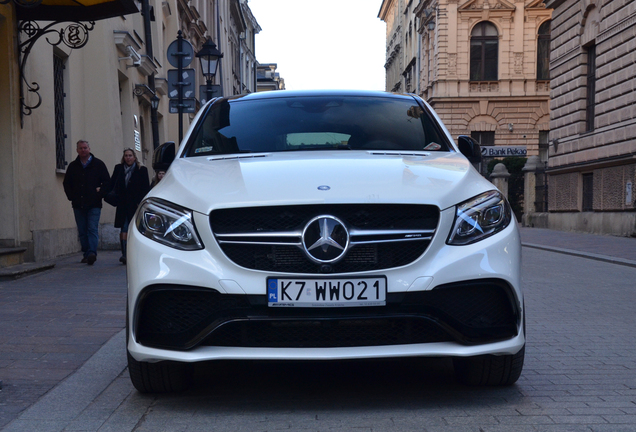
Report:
481,146,527,157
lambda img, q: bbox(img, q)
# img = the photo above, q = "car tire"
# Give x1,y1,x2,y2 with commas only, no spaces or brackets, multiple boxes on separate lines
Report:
453,345,525,386
127,351,193,393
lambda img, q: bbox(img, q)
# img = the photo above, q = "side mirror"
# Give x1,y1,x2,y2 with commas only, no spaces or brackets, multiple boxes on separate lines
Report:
457,135,482,164
153,141,176,172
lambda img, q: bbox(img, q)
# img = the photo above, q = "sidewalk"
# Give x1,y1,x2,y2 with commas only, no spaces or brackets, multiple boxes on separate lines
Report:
519,226,636,267
0,228,634,430
0,251,127,430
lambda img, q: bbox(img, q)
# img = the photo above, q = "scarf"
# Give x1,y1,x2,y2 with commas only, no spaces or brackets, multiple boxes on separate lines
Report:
124,163,136,187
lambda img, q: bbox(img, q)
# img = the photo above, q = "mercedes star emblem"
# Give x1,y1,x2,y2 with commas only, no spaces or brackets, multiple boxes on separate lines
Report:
302,215,349,264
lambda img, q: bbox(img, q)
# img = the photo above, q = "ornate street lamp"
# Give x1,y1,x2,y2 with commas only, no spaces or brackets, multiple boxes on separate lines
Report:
151,94,160,110
195,37,223,103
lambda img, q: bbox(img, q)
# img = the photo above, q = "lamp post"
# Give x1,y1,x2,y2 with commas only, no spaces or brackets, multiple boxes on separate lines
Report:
150,94,160,148
133,84,160,149
196,37,223,103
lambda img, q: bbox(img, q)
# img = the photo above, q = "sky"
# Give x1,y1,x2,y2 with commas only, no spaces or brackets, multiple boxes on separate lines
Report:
247,0,387,91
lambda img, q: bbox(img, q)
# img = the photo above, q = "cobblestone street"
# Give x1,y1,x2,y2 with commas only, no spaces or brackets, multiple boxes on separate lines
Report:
1,230,636,431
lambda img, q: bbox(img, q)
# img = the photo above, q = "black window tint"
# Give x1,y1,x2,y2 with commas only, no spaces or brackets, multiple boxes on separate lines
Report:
585,45,596,132
484,40,498,80
470,22,498,81
185,96,451,156
471,131,495,146
54,53,66,170
537,21,551,81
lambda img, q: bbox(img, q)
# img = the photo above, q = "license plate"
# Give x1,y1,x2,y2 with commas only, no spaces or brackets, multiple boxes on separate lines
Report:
267,277,386,307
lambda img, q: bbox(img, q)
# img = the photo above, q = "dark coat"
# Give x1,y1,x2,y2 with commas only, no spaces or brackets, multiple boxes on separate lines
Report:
63,154,110,209
107,163,150,228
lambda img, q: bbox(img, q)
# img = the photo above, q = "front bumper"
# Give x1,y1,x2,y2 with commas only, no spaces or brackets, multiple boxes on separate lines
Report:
127,207,524,363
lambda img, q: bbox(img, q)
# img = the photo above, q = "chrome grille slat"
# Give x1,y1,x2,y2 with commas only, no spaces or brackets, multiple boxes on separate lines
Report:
216,228,435,245
350,236,433,245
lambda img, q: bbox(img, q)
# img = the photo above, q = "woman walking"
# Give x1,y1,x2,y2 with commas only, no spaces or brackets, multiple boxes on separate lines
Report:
108,148,150,264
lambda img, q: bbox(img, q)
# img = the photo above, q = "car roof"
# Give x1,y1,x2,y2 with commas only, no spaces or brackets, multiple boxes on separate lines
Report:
221,89,418,103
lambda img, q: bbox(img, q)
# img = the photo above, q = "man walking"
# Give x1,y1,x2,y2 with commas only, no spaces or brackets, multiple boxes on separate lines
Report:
63,140,110,265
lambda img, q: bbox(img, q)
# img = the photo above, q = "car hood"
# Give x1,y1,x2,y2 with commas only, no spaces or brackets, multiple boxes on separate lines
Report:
147,151,496,214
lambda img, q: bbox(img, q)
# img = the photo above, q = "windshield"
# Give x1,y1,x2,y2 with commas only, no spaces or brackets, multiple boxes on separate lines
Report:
184,95,451,157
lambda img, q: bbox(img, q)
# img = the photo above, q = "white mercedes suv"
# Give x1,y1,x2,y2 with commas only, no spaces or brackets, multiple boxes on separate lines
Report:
127,90,524,392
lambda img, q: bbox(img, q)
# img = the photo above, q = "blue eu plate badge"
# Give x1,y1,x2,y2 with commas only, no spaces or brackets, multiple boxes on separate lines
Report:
268,279,278,303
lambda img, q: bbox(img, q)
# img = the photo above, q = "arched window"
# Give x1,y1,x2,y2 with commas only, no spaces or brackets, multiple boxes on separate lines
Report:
470,22,498,81
537,20,551,80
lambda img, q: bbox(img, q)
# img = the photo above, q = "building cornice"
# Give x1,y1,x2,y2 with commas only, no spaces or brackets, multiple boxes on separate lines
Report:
113,30,141,54
547,154,636,174
458,0,516,11
378,0,396,20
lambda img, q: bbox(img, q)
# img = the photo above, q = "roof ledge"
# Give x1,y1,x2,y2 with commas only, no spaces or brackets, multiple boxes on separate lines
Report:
114,30,141,55
137,55,158,76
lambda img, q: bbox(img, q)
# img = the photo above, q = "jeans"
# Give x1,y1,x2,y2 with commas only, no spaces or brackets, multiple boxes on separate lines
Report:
121,216,130,234
73,207,101,257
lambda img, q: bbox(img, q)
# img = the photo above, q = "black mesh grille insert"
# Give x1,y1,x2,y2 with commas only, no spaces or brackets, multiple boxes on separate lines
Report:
203,318,452,348
134,287,252,349
221,242,428,273
211,204,439,233
135,280,519,351
210,204,439,274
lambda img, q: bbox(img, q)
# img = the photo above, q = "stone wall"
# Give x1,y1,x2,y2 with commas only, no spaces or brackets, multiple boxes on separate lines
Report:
31,224,120,262
548,0,636,164
432,99,550,154
544,0,636,234
548,172,580,211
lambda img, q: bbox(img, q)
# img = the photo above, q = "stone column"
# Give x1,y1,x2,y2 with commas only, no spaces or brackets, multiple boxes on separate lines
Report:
490,163,510,198
522,156,543,215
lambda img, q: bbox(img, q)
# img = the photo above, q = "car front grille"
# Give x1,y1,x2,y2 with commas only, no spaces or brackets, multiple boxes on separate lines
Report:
210,204,439,274
134,280,519,351
203,317,452,348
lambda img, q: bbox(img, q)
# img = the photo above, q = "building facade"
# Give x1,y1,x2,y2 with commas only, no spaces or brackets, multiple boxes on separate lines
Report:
0,0,259,263
239,2,261,95
256,63,286,91
381,0,552,173
379,0,420,93
542,0,636,236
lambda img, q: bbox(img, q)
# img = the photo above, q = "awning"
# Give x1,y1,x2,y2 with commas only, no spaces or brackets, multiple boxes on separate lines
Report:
15,0,138,22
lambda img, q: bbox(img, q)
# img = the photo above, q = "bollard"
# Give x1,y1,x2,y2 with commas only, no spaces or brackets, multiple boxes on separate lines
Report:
490,163,510,198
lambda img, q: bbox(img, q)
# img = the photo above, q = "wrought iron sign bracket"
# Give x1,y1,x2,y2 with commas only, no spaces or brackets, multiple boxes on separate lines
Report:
0,0,43,7
133,83,156,98
17,19,95,127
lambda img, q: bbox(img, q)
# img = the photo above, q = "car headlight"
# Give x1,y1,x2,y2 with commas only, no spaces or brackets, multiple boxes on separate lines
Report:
135,198,203,250
447,190,512,245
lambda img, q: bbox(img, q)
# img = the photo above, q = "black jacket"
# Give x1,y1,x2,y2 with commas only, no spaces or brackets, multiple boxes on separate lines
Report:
63,154,110,209
107,163,150,228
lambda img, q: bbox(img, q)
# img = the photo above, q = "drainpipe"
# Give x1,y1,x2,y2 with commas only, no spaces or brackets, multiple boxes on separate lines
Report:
141,0,159,149
416,17,421,96
239,35,243,93
216,2,224,95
